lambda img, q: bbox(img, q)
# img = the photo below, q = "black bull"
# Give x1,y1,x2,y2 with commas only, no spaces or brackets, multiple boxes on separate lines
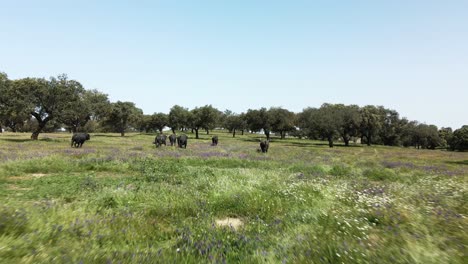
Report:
71,133,90,148
177,134,188,148
154,134,167,147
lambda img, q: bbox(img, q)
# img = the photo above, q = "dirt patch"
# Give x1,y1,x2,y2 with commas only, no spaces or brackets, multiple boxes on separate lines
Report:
215,217,243,230
6,184,32,191
8,173,48,181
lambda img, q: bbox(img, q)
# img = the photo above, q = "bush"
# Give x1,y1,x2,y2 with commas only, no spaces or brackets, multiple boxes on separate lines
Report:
448,125,468,151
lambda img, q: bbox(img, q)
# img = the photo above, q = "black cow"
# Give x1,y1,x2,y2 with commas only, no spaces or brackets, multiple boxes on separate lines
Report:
211,135,218,146
177,134,188,148
71,133,90,148
260,140,269,153
169,134,177,146
154,134,167,147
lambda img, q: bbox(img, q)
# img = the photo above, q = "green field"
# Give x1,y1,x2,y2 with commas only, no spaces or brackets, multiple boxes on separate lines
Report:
0,132,466,263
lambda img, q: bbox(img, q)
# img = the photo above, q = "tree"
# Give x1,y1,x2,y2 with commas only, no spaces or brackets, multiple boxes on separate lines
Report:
168,105,190,133
438,127,453,148
0,73,31,132
297,107,318,140
448,125,468,151
189,107,203,139
297,105,339,147
400,120,417,147
101,101,143,136
245,108,272,140
402,122,442,149
359,105,385,146
202,105,221,134
85,90,111,121
378,109,406,146
149,112,168,133
336,104,360,146
137,114,152,133
80,90,111,133
57,85,93,133
0,72,8,132
268,107,296,139
315,104,341,147
189,105,220,139
13,74,88,139
224,111,247,137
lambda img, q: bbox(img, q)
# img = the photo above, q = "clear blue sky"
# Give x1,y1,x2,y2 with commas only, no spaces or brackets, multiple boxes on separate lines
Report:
1,0,467,129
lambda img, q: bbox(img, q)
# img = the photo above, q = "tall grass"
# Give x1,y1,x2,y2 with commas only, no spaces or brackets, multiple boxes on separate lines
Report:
0,131,466,263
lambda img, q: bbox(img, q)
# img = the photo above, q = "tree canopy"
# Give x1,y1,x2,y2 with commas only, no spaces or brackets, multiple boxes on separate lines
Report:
101,101,143,136
0,71,465,151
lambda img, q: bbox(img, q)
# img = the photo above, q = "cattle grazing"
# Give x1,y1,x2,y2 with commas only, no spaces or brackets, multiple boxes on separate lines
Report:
260,140,269,153
154,134,167,147
169,134,177,146
177,134,188,148
71,133,90,148
211,135,218,146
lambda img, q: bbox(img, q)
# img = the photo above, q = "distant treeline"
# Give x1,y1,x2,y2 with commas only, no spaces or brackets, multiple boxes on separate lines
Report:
0,72,466,151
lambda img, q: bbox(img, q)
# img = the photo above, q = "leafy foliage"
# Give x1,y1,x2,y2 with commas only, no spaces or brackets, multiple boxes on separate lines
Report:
268,107,296,139
190,105,221,138
245,108,271,139
223,111,247,137
448,125,468,151
168,105,190,133
101,101,143,136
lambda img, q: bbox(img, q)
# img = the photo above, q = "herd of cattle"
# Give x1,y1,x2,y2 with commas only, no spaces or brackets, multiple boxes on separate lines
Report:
71,132,270,153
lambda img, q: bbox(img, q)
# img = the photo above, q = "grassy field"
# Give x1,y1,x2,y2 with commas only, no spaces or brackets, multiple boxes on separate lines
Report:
0,131,466,263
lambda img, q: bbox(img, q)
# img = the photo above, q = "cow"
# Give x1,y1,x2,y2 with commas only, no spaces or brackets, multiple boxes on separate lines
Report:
71,133,90,148
211,135,218,146
260,140,269,153
169,134,177,146
177,134,188,148
154,134,167,147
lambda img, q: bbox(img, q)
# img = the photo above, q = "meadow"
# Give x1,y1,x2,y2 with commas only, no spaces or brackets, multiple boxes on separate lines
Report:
0,131,466,263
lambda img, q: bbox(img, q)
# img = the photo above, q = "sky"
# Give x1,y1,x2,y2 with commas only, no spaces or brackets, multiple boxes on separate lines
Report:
1,0,467,129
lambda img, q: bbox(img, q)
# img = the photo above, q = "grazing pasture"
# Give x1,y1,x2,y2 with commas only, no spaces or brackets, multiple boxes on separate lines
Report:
0,132,466,263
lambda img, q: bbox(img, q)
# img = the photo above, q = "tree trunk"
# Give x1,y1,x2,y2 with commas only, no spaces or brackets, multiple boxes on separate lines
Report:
31,121,47,140
343,136,350,146
280,131,285,139
233,129,236,138
265,130,270,141
191,128,194,133
0,124,3,133
206,128,209,135
241,130,244,135
159,128,163,133
195,128,199,139
10,126,16,133
367,134,371,146
327,135,334,148
30,113,51,140
120,128,125,137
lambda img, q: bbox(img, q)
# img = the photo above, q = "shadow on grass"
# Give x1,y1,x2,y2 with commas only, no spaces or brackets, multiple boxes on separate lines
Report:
1,137,66,143
0,138,33,143
93,134,143,138
284,141,364,148
446,160,468,166
238,137,266,143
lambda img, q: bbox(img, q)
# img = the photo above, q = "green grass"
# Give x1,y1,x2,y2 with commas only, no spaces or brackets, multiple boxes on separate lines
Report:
0,131,466,263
